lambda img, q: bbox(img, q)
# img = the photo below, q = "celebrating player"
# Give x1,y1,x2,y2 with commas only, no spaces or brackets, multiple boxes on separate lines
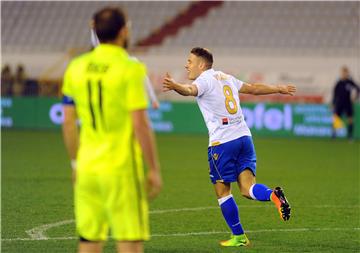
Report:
62,7,162,253
163,47,295,247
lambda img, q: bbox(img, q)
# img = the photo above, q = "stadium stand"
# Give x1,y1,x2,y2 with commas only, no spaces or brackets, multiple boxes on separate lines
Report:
4,1,358,55
1,1,191,53
2,1,359,101
136,1,223,47
152,1,359,56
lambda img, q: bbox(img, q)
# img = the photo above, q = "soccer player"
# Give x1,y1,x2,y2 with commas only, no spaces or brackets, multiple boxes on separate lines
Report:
332,66,360,140
163,47,295,247
62,7,162,253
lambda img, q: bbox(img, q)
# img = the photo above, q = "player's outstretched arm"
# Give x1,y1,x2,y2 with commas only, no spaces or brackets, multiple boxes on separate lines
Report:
240,83,296,96
163,73,198,96
132,109,162,200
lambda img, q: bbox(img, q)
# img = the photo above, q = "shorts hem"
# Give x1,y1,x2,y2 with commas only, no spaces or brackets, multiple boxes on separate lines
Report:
210,178,237,184
113,236,150,242
239,166,256,177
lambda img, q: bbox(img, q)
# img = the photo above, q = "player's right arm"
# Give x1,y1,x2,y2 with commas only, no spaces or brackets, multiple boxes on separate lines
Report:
163,73,198,96
132,110,162,199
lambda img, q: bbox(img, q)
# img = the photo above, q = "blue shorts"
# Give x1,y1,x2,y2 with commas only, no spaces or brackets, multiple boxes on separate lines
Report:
208,136,257,184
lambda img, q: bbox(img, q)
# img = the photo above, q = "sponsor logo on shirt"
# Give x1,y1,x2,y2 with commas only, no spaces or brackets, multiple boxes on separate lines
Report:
222,116,243,125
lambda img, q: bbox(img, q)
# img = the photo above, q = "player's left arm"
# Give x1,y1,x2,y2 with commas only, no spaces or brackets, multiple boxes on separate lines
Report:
348,79,360,102
350,79,360,93
163,73,198,96
239,82,296,96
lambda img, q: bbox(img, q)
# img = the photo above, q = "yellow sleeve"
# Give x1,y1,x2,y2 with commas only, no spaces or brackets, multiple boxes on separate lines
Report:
126,62,149,111
62,62,74,97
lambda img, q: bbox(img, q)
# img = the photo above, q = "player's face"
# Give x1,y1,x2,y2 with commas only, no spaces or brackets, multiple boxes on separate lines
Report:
185,53,203,80
341,68,349,79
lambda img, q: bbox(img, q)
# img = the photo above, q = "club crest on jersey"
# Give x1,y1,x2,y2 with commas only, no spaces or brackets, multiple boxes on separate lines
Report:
213,153,219,160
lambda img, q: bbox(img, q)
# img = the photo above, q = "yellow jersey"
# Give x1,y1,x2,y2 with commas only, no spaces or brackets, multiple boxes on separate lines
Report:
62,44,148,175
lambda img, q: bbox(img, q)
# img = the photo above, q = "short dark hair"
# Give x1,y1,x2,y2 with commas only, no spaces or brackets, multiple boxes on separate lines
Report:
191,47,213,68
93,7,126,43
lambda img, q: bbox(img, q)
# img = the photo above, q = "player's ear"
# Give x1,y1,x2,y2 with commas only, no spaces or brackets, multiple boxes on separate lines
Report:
119,26,128,39
199,60,206,70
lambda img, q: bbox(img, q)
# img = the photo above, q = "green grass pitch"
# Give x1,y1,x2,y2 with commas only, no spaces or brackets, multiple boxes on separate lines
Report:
2,130,359,252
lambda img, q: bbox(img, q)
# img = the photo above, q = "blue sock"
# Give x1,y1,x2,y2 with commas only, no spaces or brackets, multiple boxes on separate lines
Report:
249,184,273,201
218,195,244,235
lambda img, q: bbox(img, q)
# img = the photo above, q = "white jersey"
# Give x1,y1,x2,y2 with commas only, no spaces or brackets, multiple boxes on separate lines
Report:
193,69,251,146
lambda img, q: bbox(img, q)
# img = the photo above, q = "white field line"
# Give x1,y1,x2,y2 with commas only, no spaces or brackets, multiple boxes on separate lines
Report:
18,204,360,241
26,220,75,240
3,227,359,242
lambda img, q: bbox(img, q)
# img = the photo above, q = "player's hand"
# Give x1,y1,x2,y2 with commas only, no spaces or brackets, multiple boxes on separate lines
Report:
152,100,160,110
163,72,177,92
278,84,297,96
146,169,162,200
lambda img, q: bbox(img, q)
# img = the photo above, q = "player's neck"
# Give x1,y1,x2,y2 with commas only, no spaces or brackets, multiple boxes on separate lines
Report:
101,38,126,49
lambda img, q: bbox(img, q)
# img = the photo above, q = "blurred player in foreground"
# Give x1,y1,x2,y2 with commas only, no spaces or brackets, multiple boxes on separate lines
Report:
62,7,162,253
331,66,360,140
163,47,296,247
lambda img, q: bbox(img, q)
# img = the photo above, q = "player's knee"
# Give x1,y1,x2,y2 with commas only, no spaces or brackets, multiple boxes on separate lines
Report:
240,186,252,199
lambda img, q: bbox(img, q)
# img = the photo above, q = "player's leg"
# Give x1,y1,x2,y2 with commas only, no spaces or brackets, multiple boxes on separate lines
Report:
116,241,143,253
213,172,244,238
75,173,108,253
214,182,250,247
236,136,291,221
109,148,149,253
347,117,354,139
78,240,103,253
235,136,272,201
237,169,272,201
332,106,344,138
238,169,291,221
345,104,354,140
209,142,249,247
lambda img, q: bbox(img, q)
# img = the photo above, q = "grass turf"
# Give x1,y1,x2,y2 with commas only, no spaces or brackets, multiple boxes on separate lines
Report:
2,130,359,252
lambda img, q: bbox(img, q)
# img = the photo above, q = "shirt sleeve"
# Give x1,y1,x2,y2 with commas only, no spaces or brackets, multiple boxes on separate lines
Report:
126,62,149,111
232,76,244,91
350,79,360,91
193,76,209,97
62,62,74,99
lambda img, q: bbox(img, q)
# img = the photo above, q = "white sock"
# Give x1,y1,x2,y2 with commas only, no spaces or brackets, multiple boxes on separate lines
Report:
249,184,257,200
218,194,233,205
